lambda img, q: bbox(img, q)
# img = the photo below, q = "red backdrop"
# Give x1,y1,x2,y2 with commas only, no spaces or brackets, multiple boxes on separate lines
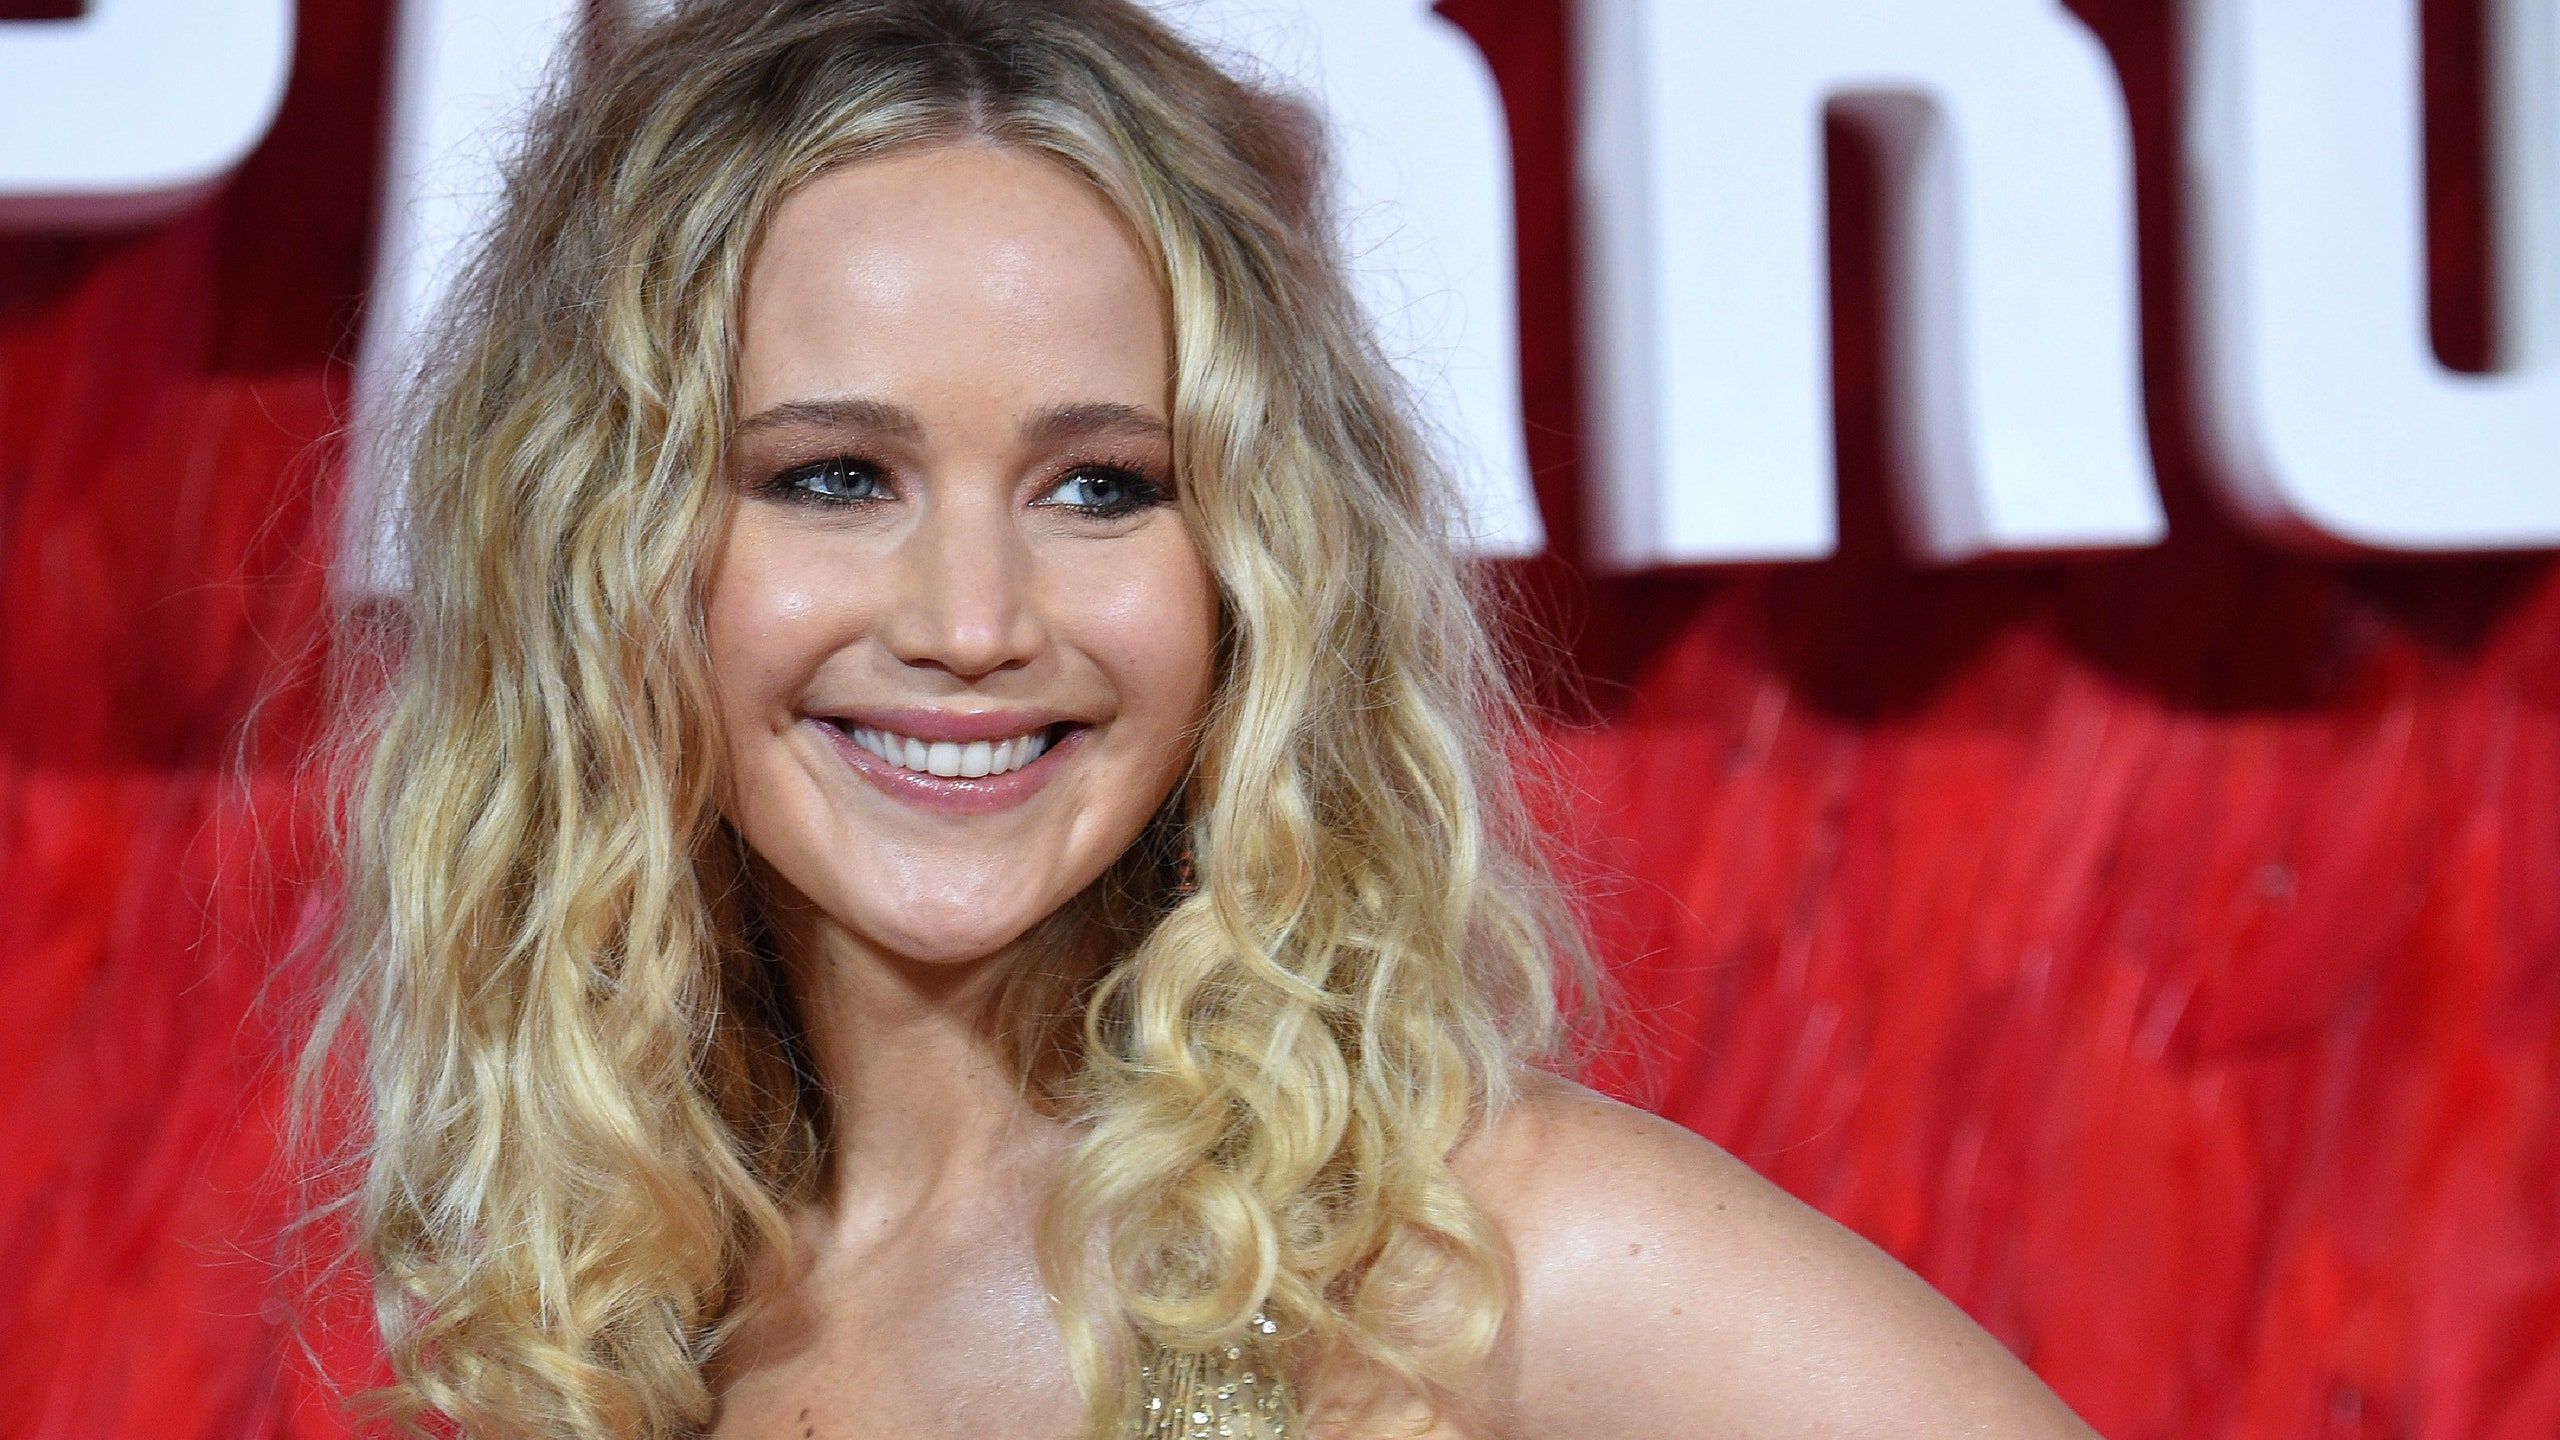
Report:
4,2,2556,1436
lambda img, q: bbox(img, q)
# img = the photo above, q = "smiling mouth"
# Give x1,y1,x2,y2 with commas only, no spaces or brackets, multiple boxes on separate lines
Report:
819,718,1082,780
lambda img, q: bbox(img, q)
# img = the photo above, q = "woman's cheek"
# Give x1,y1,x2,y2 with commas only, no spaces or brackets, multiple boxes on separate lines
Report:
711,529,851,710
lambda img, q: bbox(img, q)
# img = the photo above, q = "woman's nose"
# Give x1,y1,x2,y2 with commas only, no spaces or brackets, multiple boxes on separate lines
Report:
874,483,1044,681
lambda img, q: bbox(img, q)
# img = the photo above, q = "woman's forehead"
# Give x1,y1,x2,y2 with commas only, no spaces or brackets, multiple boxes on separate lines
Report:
733,143,1171,419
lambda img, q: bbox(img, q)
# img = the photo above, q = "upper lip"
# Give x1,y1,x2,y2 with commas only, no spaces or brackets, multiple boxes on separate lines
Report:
813,705,1084,744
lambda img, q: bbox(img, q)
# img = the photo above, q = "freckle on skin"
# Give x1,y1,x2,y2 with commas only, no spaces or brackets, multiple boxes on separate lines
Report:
1627,1242,1642,1257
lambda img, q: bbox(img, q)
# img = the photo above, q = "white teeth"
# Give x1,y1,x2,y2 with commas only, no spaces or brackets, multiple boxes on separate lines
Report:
843,723,1056,778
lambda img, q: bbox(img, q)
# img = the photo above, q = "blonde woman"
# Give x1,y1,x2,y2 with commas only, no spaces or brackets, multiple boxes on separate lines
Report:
289,2,2107,1437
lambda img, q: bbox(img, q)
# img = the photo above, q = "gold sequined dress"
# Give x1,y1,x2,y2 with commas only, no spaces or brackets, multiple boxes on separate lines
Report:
1127,1312,1297,1439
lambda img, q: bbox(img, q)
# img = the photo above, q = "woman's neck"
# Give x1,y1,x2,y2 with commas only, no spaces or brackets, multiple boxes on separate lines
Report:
771,904,1072,1247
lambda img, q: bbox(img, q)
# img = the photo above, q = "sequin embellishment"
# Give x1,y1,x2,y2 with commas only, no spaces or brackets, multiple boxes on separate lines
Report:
1126,1312,1295,1439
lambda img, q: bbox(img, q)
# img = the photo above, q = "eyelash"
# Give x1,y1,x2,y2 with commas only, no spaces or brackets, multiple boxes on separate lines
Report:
755,454,1173,521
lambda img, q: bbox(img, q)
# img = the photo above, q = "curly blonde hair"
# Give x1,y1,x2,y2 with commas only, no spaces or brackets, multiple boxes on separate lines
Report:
286,2,1603,1436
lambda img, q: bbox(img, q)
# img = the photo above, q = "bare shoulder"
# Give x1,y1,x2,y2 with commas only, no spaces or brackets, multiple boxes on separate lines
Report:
1447,1072,2104,1440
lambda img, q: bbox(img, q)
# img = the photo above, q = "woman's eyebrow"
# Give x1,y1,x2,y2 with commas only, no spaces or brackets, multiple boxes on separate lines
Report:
1019,401,1171,446
729,397,1170,445
733,396,923,440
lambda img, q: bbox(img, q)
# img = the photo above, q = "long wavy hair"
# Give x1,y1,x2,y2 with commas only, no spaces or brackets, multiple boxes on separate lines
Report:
286,2,1603,1436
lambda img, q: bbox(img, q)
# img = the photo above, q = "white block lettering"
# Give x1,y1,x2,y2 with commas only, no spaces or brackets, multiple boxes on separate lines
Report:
0,0,293,227
1576,0,2162,567
2182,0,2560,550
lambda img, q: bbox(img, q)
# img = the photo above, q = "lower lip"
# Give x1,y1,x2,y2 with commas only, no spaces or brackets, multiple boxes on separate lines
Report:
811,719,1089,816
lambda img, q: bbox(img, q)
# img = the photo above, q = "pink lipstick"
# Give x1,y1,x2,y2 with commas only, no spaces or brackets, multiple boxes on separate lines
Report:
808,717,1089,815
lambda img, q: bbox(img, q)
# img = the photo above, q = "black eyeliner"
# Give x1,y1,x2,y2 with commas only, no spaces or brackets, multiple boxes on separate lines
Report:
756,453,889,507
1044,461,1173,520
747,451,1174,518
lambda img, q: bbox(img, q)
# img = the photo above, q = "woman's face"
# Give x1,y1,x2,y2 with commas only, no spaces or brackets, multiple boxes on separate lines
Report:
705,142,1220,968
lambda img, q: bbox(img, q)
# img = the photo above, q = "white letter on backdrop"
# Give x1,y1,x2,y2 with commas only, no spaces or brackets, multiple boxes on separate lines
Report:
336,0,586,600
1576,0,2161,568
2183,0,2560,550
1145,1,1541,558
0,0,293,227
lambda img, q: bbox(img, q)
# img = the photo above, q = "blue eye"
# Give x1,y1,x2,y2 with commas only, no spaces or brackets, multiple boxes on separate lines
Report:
764,455,884,505
1046,465,1170,519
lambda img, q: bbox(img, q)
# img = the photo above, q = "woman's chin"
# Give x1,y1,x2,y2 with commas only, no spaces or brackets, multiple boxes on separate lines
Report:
847,899,1048,970
759,847,1071,969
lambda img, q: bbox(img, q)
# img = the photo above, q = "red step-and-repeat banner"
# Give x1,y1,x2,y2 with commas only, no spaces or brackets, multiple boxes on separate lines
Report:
3,2,2555,1436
